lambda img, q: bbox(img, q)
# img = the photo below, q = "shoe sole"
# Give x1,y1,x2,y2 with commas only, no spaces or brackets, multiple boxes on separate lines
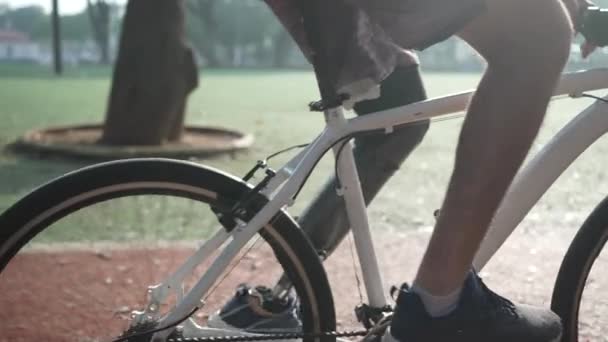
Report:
381,327,563,342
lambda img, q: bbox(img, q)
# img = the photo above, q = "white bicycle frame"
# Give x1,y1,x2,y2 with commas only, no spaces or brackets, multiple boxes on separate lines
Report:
150,68,608,339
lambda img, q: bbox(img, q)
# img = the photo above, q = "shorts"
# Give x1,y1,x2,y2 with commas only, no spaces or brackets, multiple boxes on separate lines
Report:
266,0,486,102
333,0,486,103
353,0,487,50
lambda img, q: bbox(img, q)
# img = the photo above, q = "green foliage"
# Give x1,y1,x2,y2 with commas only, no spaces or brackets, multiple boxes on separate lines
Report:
59,12,92,41
0,1,295,67
1,0,606,69
185,0,295,67
0,4,114,43
0,5,50,40
213,0,278,47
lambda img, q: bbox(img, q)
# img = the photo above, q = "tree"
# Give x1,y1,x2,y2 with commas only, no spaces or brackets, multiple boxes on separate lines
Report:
87,0,111,64
62,11,92,41
0,5,50,41
0,5,94,43
272,29,293,68
51,0,62,75
101,0,198,145
186,0,221,67
186,0,285,68
0,5,46,34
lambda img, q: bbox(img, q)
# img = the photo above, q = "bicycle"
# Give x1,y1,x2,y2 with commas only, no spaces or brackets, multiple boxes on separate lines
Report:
1,6,607,342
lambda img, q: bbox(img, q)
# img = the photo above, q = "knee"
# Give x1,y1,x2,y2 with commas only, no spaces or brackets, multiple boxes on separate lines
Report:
483,0,573,75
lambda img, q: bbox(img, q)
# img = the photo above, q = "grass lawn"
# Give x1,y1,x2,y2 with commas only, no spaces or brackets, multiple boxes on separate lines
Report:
0,64,607,242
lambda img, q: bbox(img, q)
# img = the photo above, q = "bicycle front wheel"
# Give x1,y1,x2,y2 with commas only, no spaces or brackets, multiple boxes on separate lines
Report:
0,158,335,342
552,196,608,342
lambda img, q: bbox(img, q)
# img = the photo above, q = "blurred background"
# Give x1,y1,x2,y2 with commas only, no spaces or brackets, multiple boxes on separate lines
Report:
0,0,606,71
1,1,608,340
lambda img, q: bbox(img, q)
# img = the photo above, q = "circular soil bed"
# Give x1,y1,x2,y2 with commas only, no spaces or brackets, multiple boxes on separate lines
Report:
12,124,254,160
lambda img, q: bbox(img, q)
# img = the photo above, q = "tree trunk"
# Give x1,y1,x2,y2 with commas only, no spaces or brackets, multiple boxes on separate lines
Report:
87,0,111,64
51,0,62,75
101,0,198,146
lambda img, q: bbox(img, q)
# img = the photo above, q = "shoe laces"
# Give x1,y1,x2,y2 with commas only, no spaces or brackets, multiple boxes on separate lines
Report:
476,275,518,318
236,284,295,315
389,283,410,301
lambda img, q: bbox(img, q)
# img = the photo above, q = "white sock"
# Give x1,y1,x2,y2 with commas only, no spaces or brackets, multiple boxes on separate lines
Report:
382,327,399,342
410,283,462,317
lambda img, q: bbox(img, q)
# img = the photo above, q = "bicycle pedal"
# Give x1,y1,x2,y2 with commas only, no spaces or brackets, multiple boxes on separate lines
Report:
361,315,393,342
355,303,392,330
433,208,441,219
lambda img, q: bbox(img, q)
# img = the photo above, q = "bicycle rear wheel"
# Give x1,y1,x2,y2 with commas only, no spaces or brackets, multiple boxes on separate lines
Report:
551,196,608,342
0,158,335,342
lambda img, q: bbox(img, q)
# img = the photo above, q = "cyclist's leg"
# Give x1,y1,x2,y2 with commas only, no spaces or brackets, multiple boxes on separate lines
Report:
300,63,429,255
386,0,572,340
414,0,572,300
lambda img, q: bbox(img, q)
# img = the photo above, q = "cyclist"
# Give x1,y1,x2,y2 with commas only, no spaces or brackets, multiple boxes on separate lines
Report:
211,0,598,340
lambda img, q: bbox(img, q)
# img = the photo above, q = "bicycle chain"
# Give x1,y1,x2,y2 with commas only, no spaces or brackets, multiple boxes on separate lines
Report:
167,329,369,342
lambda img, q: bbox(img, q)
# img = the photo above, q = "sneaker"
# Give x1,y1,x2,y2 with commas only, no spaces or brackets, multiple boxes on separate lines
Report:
207,284,301,333
381,272,562,342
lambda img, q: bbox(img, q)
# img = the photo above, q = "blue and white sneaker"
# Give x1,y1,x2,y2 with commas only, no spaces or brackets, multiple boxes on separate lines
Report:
207,284,301,333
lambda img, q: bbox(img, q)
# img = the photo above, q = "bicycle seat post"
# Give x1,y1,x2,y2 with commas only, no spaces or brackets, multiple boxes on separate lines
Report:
295,0,388,309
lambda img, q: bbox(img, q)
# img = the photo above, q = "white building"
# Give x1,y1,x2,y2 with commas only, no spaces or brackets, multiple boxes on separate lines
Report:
0,30,41,62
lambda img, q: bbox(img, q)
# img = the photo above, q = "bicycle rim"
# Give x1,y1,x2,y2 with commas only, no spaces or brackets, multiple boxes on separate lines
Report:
0,159,335,342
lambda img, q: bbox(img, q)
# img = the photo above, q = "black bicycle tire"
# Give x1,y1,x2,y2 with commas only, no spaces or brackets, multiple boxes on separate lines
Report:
0,158,336,342
551,196,608,342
